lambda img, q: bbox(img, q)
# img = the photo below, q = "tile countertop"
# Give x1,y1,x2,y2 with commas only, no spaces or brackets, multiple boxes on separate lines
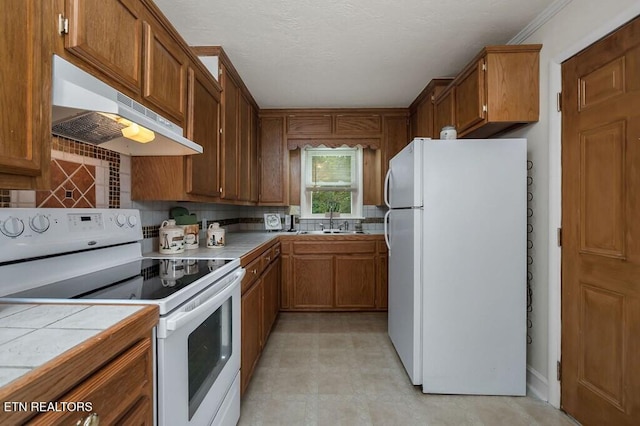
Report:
0,303,145,388
144,230,385,260
145,231,289,259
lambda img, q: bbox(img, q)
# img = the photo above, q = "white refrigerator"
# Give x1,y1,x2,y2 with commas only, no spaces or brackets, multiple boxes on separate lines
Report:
384,138,526,395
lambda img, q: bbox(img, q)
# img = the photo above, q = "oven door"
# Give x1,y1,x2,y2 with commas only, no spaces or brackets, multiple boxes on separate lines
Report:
156,268,243,426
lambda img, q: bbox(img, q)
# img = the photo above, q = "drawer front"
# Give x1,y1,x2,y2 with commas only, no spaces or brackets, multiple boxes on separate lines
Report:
293,241,376,255
242,256,264,293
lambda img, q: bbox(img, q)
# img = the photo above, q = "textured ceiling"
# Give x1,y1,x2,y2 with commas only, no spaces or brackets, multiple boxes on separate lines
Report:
154,0,555,108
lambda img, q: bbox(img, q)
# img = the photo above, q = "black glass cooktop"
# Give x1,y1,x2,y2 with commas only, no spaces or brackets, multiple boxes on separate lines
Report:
10,258,234,301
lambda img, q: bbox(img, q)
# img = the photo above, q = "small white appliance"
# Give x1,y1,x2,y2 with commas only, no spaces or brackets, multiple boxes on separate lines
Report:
384,138,526,395
0,208,243,425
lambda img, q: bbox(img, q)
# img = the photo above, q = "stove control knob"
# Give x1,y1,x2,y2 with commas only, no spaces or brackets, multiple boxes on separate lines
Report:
127,215,138,227
1,217,25,238
29,214,50,233
115,213,127,227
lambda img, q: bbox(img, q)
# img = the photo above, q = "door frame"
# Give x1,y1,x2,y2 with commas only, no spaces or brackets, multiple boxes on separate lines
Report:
547,3,640,409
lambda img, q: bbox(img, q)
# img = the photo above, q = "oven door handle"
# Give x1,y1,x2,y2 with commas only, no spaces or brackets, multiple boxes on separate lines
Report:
166,268,244,332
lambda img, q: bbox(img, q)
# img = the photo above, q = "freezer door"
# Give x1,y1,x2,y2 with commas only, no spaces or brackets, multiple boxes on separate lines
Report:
387,207,422,385
387,139,422,208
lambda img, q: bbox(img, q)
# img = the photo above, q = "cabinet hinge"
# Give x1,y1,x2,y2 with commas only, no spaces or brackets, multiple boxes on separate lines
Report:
482,104,488,113
481,62,487,71
219,128,223,134
557,92,562,112
557,227,562,247
557,360,562,381
57,14,69,35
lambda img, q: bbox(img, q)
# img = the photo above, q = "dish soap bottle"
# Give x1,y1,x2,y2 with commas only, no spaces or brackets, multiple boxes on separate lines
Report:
206,222,225,248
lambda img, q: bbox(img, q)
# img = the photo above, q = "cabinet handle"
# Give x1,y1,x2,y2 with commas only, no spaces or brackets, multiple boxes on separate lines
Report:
252,268,258,275
265,256,271,262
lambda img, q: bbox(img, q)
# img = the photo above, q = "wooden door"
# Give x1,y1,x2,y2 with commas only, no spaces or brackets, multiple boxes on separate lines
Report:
65,0,142,94
561,16,640,425
292,256,333,308
434,87,456,137
142,21,186,125
259,116,288,205
0,0,52,190
220,64,239,200
455,58,486,133
186,67,220,197
241,279,262,395
250,106,260,202
262,258,280,341
335,256,376,308
238,93,252,201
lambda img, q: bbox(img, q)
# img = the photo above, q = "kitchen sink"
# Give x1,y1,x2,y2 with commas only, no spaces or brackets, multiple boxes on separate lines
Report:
297,230,367,235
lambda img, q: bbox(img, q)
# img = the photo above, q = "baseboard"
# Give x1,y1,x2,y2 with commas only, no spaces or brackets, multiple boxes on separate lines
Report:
526,365,549,401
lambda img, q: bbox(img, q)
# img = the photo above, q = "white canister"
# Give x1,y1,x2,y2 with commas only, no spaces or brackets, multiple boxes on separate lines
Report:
159,219,185,254
206,222,225,248
440,125,457,140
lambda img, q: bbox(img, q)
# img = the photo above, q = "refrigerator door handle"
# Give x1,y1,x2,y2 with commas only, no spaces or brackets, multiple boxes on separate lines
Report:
384,168,392,208
384,210,391,251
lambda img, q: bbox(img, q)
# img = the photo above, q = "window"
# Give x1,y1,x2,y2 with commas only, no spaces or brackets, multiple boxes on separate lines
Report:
300,147,363,218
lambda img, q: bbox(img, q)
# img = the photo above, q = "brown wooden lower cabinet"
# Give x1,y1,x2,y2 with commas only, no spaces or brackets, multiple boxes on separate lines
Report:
0,306,158,425
240,241,281,395
241,275,263,394
281,235,387,311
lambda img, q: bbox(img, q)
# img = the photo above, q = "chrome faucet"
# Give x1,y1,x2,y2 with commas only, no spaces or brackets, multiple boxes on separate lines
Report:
328,202,338,230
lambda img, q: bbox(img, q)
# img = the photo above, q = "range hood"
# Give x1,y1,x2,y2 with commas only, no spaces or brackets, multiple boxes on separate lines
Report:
51,55,202,156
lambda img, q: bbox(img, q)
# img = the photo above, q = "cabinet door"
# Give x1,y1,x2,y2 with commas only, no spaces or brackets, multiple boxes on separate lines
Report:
287,115,332,134
455,58,486,133
220,64,239,201
434,88,456,137
142,21,186,125
376,251,388,309
292,256,333,308
31,338,153,425
250,106,260,202
0,0,52,189
259,116,288,205
186,67,220,197
241,279,262,394
335,114,382,134
335,256,376,308
238,92,252,201
65,0,142,93
380,116,409,202
262,258,280,341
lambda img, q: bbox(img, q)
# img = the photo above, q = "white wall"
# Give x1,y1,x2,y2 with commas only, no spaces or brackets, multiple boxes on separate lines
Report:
506,0,639,406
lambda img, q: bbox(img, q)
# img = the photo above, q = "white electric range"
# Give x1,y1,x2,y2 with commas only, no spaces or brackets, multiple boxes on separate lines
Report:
0,208,243,426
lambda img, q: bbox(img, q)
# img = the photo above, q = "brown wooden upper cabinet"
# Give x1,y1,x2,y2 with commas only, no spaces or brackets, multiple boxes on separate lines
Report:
0,0,54,190
185,66,221,198
287,115,332,134
65,0,143,95
141,20,187,125
219,62,240,201
409,78,454,139
64,0,187,126
434,86,456,137
192,46,260,204
434,44,541,138
259,115,289,205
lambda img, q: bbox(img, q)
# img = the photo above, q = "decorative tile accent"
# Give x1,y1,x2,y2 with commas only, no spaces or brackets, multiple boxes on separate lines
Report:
36,159,96,208
0,190,10,208
1,136,121,209
142,226,160,239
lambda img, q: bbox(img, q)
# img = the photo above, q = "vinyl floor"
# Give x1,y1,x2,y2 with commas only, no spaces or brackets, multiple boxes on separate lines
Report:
239,312,577,426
